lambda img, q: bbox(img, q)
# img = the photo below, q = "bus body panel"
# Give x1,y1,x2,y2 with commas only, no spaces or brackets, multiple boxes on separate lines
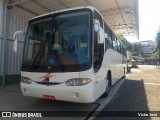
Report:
21,68,107,103
102,49,126,85
79,68,107,101
21,80,95,103
21,69,97,103
21,72,79,83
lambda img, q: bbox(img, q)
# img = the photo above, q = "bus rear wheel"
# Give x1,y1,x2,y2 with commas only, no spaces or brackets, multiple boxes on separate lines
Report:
123,67,126,77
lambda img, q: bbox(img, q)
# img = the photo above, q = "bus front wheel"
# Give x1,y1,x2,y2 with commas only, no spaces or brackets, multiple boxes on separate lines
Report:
103,72,112,97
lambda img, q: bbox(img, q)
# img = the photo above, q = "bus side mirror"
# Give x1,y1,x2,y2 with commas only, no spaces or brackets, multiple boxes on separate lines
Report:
13,31,24,52
93,19,104,44
127,60,129,63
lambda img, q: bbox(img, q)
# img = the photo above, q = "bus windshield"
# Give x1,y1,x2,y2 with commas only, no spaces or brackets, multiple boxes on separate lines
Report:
22,11,91,72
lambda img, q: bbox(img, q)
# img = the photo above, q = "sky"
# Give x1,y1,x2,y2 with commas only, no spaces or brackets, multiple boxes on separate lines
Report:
126,0,160,42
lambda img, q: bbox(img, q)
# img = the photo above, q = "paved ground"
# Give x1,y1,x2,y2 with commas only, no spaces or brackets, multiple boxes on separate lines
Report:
96,65,160,120
0,76,125,120
0,87,98,120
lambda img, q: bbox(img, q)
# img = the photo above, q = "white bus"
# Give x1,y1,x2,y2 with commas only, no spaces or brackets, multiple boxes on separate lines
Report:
19,6,127,103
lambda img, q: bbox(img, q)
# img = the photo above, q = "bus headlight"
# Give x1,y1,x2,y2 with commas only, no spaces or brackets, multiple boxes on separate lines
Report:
21,77,32,84
66,78,91,86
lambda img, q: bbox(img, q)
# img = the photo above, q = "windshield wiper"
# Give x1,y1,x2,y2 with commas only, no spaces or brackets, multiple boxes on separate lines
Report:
31,44,45,70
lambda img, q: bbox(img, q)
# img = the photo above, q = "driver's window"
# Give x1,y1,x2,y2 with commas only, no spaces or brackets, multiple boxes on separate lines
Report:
93,11,104,73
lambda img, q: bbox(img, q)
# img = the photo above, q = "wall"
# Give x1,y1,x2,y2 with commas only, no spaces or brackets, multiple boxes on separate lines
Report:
5,6,35,75
0,0,5,85
0,0,3,37
0,3,35,85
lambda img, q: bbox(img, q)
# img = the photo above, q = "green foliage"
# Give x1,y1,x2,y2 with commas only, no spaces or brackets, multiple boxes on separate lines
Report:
156,31,160,49
131,42,144,57
155,31,160,61
132,51,139,56
117,35,143,57
151,43,158,59
117,35,132,51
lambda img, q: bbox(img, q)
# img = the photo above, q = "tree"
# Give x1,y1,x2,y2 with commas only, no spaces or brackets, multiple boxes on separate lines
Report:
155,30,160,62
151,42,158,59
117,35,144,57
131,42,143,57
117,35,133,51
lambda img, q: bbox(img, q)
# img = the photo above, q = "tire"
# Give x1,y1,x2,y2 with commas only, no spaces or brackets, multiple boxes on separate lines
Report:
123,67,126,78
102,73,112,97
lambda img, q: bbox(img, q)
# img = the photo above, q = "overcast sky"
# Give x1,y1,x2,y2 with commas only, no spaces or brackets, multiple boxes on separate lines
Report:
126,0,160,42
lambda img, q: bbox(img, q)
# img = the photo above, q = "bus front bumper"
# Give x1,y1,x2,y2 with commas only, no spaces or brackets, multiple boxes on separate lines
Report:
20,81,95,103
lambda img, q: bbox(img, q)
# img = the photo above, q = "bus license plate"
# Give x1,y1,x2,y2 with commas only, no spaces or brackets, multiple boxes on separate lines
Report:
43,95,55,100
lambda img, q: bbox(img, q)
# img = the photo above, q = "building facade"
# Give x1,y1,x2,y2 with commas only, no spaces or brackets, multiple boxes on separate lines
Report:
140,40,155,58
140,40,157,65
0,0,34,86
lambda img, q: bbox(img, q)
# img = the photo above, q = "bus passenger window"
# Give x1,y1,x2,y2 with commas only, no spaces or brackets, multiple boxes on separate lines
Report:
113,38,117,51
117,40,120,52
105,33,112,50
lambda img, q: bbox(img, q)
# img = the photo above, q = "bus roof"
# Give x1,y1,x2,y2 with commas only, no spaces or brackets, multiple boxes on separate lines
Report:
30,6,98,20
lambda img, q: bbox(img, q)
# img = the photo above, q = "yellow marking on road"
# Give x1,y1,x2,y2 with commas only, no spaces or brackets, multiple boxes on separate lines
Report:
145,83,160,86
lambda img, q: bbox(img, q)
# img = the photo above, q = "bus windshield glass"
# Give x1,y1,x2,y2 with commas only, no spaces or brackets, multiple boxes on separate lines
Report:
22,11,91,72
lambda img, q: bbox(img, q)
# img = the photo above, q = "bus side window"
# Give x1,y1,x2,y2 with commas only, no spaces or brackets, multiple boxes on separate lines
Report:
105,33,111,50
113,38,117,51
104,23,112,51
117,40,120,52
122,46,124,55
124,48,127,56
120,44,122,53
